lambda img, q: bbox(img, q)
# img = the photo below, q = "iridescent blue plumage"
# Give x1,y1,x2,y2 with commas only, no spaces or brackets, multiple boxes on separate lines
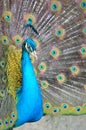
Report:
15,38,43,127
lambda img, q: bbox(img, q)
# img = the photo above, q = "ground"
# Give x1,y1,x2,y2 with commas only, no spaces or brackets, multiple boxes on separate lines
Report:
14,115,86,130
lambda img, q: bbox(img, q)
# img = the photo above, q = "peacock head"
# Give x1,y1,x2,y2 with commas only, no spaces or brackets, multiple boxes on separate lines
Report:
23,38,37,59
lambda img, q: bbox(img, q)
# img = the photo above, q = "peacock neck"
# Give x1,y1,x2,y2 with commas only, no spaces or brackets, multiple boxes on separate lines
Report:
16,49,43,127
22,50,36,92
21,49,42,100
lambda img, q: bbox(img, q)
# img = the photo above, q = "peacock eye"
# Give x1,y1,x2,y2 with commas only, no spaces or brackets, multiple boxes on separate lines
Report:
46,104,50,108
41,80,49,89
83,27,86,35
3,11,12,23
76,107,81,111
63,104,68,109
55,26,66,40
81,47,86,53
24,13,36,25
25,42,33,53
12,35,23,44
0,60,5,68
0,121,2,126
6,15,11,21
28,45,31,49
70,65,80,76
38,62,47,73
75,106,81,113
11,112,17,119
1,35,9,45
51,0,62,13
10,120,13,124
16,39,20,43
28,18,32,24
52,4,57,10
27,45,33,52
56,73,66,85
4,119,9,125
52,107,60,114
81,1,86,8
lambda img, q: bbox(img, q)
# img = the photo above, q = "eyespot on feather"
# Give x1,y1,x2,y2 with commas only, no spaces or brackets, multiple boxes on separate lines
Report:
24,13,36,25
56,73,66,85
1,36,9,45
55,26,66,40
41,80,49,89
50,47,60,59
12,35,23,44
38,62,47,73
70,65,80,77
2,11,13,23
51,0,62,14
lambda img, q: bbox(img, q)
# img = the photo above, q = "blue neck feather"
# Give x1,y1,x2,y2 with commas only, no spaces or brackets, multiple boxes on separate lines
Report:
15,49,43,127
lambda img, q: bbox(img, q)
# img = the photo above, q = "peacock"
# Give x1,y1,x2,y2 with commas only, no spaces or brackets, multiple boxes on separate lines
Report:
0,0,86,129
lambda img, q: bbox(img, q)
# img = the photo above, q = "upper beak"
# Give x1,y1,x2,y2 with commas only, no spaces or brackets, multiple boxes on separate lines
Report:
31,51,38,60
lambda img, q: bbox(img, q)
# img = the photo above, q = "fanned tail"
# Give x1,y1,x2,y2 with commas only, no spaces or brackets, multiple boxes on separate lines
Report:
32,0,86,115
0,1,86,129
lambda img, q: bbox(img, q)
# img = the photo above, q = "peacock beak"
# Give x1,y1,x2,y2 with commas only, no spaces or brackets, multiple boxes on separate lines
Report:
31,51,38,60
